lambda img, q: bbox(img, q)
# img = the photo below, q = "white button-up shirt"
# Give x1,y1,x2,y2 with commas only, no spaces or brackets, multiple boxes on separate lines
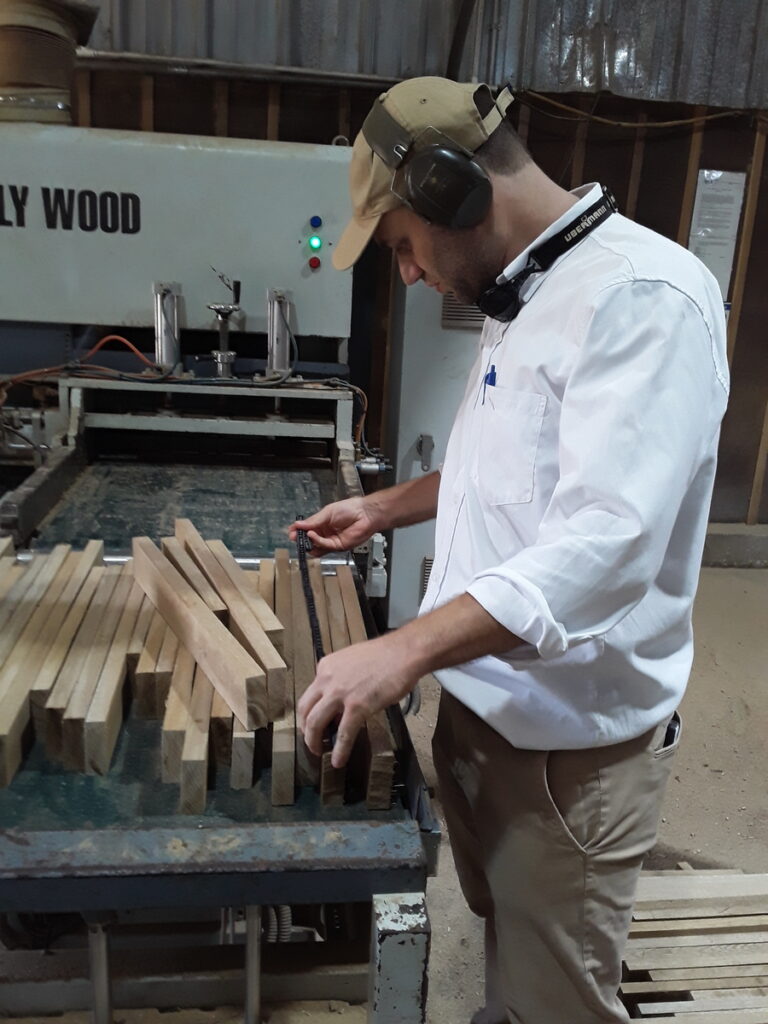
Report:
421,184,729,750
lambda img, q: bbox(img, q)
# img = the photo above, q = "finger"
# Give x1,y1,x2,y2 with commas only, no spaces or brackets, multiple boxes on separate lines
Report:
330,707,366,769
303,695,342,757
296,682,322,731
306,529,347,553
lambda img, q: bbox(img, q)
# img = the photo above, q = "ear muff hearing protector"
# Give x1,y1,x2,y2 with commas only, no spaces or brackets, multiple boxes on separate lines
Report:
362,84,514,230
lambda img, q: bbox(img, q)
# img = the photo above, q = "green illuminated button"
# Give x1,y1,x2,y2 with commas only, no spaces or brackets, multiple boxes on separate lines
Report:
308,235,323,251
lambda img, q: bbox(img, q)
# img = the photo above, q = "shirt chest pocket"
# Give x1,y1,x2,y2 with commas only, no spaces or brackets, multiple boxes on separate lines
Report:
473,388,547,505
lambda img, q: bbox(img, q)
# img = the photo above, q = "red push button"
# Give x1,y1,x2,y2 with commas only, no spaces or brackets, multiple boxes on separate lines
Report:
308,256,321,270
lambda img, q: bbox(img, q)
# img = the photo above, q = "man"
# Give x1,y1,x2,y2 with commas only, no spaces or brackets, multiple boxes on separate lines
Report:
290,77,729,1024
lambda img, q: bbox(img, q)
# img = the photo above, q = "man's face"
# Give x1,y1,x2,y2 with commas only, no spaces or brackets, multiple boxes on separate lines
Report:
375,207,501,305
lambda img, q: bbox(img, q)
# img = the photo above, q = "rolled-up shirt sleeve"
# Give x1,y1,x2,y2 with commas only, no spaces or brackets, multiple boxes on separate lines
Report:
466,279,728,659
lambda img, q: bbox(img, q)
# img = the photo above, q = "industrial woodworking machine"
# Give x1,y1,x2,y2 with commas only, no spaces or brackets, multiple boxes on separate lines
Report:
0,123,437,1021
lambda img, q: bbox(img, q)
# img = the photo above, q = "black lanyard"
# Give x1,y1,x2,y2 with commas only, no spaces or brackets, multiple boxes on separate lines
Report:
476,187,617,323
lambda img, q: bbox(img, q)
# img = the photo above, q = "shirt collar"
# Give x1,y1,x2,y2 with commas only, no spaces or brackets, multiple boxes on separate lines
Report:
496,182,604,285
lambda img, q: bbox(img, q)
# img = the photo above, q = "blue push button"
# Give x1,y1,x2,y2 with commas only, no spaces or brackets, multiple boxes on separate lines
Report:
310,215,323,229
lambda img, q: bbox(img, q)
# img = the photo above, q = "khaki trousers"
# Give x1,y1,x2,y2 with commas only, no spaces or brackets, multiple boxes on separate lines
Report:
432,690,680,1024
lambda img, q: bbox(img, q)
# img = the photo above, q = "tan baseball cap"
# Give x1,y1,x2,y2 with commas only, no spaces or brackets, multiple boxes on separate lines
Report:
332,77,514,270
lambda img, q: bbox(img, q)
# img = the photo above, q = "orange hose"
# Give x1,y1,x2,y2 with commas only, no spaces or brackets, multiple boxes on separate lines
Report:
85,334,156,367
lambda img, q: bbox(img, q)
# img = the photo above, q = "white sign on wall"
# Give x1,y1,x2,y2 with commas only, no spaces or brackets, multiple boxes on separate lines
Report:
688,169,746,300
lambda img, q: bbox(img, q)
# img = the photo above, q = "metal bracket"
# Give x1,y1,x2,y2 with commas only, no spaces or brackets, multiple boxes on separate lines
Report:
416,434,434,473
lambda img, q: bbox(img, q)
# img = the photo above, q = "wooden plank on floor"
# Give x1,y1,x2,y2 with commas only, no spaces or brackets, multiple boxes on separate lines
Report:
161,645,196,784
636,875,768,902
133,536,266,730
84,577,145,775
651,965,768,981
203,534,284,649
623,977,768,994
61,567,134,771
631,916,768,936
290,562,319,788
336,564,395,810
628,931,768,949
27,546,105,730
270,548,295,805
44,566,121,762
625,941,768,971
179,666,214,814
161,536,227,621
638,995,768,1015
634,896,768,920
134,609,167,718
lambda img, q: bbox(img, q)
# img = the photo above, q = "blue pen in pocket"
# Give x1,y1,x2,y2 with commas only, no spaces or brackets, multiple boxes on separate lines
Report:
483,364,497,404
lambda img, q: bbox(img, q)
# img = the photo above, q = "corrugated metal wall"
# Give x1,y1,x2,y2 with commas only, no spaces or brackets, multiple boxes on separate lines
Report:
86,0,768,107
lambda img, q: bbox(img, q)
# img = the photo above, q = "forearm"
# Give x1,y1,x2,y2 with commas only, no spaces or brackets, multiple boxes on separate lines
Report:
364,471,441,531
396,591,523,678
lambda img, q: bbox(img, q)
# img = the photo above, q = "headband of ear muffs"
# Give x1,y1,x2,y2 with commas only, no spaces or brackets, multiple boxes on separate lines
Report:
362,86,512,230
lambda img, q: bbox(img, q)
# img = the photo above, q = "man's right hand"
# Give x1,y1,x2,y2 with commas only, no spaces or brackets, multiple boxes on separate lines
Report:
288,497,383,556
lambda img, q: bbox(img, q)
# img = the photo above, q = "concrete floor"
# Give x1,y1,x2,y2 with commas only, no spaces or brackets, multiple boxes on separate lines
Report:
408,567,768,1024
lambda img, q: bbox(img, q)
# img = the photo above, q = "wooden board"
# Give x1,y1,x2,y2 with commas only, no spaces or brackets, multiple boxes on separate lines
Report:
0,563,25,603
203,534,284,648
61,567,133,771
126,594,154,680
230,716,255,789
258,558,275,610
154,625,180,717
319,571,349,807
161,645,196,784
308,559,332,656
161,536,227,621
133,537,267,730
0,554,44,625
84,578,145,775
44,567,122,762
28,559,105,731
270,548,295,805
0,536,13,560
133,610,167,718
290,563,319,788
209,686,233,768
336,564,395,810
0,545,71,672
179,665,213,814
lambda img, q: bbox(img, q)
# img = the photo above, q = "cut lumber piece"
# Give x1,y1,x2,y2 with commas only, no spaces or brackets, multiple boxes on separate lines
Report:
291,562,319,788
628,929,768,949
0,549,78,705
319,571,349,807
258,558,275,609
336,564,396,810
133,536,267,730
44,566,121,762
0,554,45,629
230,716,255,789
84,579,145,775
631,916,768,937
271,548,295,806
161,536,227,621
0,536,13,559
126,594,154,682
179,666,213,814
201,533,284,648
154,625,180,717
636,875,768,903
0,544,70,673
650,965,768,982
62,567,133,771
623,977,768,994
640,992,768,1013
635,897,768,920
324,573,351,651
624,941,768,971
308,559,332,655
134,609,167,718
210,686,233,768
0,563,25,603
161,645,195,784
631,1009,768,1023
27,545,105,727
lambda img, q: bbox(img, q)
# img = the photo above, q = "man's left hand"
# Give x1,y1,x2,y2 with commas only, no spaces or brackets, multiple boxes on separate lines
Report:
297,634,418,768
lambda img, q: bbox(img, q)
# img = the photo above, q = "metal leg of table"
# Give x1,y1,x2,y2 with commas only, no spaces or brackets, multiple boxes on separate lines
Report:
87,922,113,1024
368,892,430,1024
244,904,262,1024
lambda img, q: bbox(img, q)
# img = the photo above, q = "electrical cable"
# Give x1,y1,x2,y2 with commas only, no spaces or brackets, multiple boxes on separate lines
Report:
517,91,745,130
0,419,47,456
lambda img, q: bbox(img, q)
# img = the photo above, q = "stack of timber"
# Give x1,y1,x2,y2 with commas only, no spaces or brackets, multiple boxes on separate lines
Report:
0,521,397,814
622,867,768,1021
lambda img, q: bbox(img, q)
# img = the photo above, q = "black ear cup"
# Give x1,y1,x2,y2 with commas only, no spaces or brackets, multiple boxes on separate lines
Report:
403,147,492,228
